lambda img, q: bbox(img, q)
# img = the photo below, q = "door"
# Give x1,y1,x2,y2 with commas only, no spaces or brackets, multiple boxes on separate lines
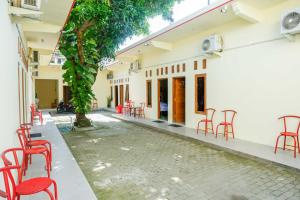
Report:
158,79,168,120
120,85,124,105
173,77,185,124
114,85,119,107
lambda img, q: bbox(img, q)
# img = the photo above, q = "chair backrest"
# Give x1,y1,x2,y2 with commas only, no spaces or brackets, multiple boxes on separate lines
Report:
278,115,300,134
222,110,237,124
19,125,32,142
0,166,18,200
16,128,30,150
0,148,25,200
30,104,36,113
205,108,216,121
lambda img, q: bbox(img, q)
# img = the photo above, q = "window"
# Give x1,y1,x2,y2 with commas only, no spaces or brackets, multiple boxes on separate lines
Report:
195,74,206,114
146,80,152,107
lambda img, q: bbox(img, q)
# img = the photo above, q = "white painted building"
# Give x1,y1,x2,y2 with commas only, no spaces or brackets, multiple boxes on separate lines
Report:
0,0,73,154
95,0,300,147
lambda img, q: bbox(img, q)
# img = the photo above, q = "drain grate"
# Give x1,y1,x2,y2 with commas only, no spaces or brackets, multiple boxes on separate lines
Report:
168,124,182,127
152,120,164,123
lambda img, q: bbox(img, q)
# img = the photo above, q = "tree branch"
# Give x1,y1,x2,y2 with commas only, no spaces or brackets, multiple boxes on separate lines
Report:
76,20,95,65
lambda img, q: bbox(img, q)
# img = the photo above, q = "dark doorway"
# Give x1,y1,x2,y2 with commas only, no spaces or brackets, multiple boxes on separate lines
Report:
114,85,119,107
173,77,185,124
63,86,72,104
158,79,168,121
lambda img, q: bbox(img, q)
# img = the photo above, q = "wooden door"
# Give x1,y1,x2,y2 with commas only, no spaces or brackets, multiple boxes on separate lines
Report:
173,78,185,124
120,85,124,105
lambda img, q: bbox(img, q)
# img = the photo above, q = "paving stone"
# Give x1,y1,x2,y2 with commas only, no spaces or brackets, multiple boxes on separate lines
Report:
56,112,300,200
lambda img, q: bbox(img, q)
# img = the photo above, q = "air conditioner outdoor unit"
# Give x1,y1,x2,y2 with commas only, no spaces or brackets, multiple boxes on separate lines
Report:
201,34,223,55
21,0,41,11
128,60,141,74
281,8,300,35
107,72,113,80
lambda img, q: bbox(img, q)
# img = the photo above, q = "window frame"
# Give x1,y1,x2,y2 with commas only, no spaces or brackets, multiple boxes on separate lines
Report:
195,74,206,114
146,80,152,107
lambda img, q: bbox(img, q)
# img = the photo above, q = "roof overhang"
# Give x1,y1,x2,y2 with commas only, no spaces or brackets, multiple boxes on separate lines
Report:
115,0,285,61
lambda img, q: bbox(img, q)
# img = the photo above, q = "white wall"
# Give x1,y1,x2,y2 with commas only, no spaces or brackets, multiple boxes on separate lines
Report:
0,1,23,155
99,0,300,147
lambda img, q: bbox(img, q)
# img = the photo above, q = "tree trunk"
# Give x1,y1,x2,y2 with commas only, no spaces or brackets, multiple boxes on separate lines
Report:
75,113,92,127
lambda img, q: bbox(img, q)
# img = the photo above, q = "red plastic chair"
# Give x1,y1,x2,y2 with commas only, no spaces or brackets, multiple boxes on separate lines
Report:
135,103,145,118
20,124,52,167
196,108,216,135
274,115,300,158
30,104,43,125
16,128,51,177
1,148,57,200
216,110,237,141
123,100,133,115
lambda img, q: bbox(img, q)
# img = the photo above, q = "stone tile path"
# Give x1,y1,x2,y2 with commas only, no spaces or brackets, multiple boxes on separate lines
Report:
58,113,300,200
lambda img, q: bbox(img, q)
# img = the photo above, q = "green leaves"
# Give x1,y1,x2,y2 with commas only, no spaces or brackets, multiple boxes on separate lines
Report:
59,0,181,124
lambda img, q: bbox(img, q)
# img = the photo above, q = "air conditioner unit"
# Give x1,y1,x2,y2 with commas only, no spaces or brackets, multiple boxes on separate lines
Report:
281,8,300,35
21,0,41,11
129,60,141,74
201,34,223,55
107,71,113,80
31,50,39,64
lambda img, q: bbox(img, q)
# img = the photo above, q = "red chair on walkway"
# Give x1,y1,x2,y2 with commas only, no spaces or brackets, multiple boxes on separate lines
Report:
16,128,51,177
20,124,52,167
196,108,216,135
274,115,300,158
135,103,145,118
30,104,43,125
1,148,58,200
216,110,237,141
123,100,133,115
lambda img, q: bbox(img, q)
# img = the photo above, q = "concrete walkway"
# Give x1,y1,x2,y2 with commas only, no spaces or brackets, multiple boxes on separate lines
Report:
112,113,300,170
23,112,97,200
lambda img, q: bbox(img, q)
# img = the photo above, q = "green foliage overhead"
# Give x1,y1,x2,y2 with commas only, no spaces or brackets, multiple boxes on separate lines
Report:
59,0,181,126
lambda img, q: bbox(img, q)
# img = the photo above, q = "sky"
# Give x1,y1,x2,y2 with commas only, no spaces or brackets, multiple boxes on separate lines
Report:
120,0,218,49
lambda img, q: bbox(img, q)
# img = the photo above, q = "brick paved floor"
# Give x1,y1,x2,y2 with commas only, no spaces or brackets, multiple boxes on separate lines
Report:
57,113,300,200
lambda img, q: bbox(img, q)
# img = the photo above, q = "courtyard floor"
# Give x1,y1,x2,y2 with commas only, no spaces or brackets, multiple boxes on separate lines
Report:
54,112,300,200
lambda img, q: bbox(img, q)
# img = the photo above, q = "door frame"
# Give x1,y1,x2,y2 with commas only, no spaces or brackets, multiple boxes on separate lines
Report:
172,76,186,124
157,78,168,120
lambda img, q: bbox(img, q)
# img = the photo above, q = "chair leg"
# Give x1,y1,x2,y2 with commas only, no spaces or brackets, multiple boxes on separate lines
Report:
283,136,286,150
196,122,201,134
274,135,281,154
211,122,214,135
216,125,220,138
293,137,297,158
44,189,55,200
225,125,229,141
52,180,58,200
297,136,300,153
231,125,235,139
205,122,208,136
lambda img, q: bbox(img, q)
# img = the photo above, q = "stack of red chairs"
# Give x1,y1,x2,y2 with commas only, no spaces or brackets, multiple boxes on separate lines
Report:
0,106,58,199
